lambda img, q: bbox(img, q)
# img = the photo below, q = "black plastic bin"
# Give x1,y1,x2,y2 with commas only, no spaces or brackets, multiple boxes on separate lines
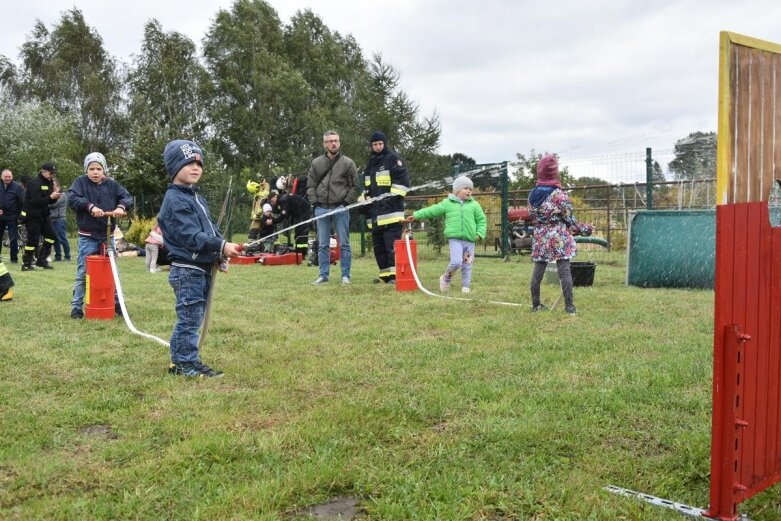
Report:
570,261,596,287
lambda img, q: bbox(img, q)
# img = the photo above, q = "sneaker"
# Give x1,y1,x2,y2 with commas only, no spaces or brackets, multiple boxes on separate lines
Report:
150,267,162,273
311,276,328,285
54,258,62,262
461,287,471,293
21,265,34,272
531,304,547,312
565,305,577,316
439,275,450,292
0,288,13,302
342,276,350,284
71,308,84,319
168,361,223,378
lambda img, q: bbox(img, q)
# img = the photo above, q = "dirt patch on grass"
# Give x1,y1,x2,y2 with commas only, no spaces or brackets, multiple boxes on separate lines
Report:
77,423,118,439
287,495,364,519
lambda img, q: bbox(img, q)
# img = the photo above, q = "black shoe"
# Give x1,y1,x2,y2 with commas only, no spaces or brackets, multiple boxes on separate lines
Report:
10,259,17,264
168,361,223,378
21,265,34,271
35,262,53,270
565,305,577,316
115,304,123,318
71,308,84,319
531,304,547,312
54,258,62,262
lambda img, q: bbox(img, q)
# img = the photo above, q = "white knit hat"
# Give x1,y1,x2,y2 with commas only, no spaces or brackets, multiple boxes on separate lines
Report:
452,176,473,193
262,203,273,213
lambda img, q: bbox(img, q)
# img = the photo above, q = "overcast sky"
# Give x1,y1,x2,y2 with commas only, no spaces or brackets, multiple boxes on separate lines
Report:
1,0,780,169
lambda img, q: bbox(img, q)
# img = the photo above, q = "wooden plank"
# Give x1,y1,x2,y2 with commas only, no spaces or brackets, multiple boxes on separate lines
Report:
718,32,735,205
734,45,751,203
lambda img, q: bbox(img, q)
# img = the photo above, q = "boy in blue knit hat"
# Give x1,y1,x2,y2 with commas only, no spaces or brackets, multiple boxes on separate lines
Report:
158,139,241,378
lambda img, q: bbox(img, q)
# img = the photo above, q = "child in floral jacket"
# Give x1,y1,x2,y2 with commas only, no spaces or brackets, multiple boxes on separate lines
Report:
528,155,593,315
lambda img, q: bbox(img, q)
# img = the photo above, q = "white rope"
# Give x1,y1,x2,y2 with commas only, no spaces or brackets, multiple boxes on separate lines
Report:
403,234,531,308
109,250,170,347
244,164,505,249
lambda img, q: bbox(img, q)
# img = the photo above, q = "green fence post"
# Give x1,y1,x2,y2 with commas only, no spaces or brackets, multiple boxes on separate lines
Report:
646,147,653,210
500,162,509,258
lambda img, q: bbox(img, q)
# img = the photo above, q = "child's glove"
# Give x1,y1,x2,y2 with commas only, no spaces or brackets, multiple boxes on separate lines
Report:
570,223,594,236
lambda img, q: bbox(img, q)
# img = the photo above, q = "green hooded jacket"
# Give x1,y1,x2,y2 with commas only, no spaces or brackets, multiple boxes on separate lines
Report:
413,194,487,242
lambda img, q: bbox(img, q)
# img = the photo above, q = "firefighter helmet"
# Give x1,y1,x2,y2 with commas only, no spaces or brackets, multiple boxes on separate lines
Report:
246,180,261,194
276,177,287,191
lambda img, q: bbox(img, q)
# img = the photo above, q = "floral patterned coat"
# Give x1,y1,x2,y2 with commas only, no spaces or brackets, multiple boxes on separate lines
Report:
530,188,579,262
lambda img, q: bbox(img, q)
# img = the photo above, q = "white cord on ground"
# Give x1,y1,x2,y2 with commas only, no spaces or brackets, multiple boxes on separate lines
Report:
109,250,170,347
404,234,531,308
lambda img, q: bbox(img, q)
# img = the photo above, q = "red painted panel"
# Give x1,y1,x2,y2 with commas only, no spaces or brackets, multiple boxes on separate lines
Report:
710,202,781,520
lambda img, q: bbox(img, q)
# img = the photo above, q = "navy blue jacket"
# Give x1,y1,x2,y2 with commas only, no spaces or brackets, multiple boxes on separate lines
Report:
158,184,225,271
0,180,24,218
67,175,133,240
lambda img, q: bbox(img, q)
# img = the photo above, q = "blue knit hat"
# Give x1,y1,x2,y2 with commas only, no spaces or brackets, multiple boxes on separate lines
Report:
163,140,204,180
83,152,108,174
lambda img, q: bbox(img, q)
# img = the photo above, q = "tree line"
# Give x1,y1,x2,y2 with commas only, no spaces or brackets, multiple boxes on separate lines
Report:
0,1,474,198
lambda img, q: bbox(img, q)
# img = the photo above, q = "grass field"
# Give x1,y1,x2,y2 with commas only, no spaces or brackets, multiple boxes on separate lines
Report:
1,242,779,520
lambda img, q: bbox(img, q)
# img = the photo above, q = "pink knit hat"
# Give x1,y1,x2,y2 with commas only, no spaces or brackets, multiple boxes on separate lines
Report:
536,154,561,187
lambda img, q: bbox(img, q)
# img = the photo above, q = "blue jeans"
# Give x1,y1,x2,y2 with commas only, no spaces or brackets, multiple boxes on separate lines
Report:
168,265,210,364
315,206,351,280
71,236,117,311
52,219,71,260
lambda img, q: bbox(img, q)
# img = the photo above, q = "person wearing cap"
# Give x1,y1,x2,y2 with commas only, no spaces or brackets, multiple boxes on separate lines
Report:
158,139,242,378
66,152,133,319
20,163,61,271
363,130,410,284
0,169,24,264
306,129,360,285
527,154,593,316
49,183,71,262
406,175,486,293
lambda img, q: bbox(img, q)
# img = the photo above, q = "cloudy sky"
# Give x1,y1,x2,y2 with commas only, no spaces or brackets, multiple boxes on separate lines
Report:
2,0,780,170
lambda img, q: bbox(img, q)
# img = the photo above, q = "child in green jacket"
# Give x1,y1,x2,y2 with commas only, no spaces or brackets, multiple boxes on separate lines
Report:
407,176,487,293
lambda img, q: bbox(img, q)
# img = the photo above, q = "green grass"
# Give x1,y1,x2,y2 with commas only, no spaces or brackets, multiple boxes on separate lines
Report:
1,243,779,519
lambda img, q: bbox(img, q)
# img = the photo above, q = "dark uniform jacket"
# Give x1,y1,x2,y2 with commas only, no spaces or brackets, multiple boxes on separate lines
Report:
364,142,410,228
21,172,56,222
275,193,311,224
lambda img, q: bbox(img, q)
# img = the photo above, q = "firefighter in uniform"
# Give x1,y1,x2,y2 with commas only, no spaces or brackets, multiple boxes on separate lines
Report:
363,131,410,283
20,163,61,271
246,179,270,253
270,191,311,258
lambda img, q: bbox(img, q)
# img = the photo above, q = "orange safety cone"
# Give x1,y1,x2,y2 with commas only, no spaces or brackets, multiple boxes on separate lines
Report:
85,255,115,319
394,234,417,292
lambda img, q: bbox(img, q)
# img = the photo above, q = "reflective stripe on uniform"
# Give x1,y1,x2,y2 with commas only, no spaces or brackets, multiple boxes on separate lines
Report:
390,184,409,196
375,172,391,186
376,211,404,226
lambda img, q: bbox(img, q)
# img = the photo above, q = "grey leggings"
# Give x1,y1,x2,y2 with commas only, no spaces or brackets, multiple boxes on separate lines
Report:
530,259,573,308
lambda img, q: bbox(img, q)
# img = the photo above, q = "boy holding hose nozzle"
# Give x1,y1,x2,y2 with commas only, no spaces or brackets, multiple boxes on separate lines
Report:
158,140,241,378
67,152,133,319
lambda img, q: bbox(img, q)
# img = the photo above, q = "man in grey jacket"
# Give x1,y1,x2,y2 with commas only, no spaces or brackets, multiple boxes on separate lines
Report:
307,129,360,284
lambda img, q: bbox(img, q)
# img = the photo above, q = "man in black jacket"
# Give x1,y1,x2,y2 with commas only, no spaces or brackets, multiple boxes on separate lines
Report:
20,163,61,271
0,169,24,263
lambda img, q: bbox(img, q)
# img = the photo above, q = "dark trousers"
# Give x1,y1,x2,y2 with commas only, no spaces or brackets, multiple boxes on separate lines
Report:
23,218,55,266
0,217,19,262
372,223,403,280
530,259,574,308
